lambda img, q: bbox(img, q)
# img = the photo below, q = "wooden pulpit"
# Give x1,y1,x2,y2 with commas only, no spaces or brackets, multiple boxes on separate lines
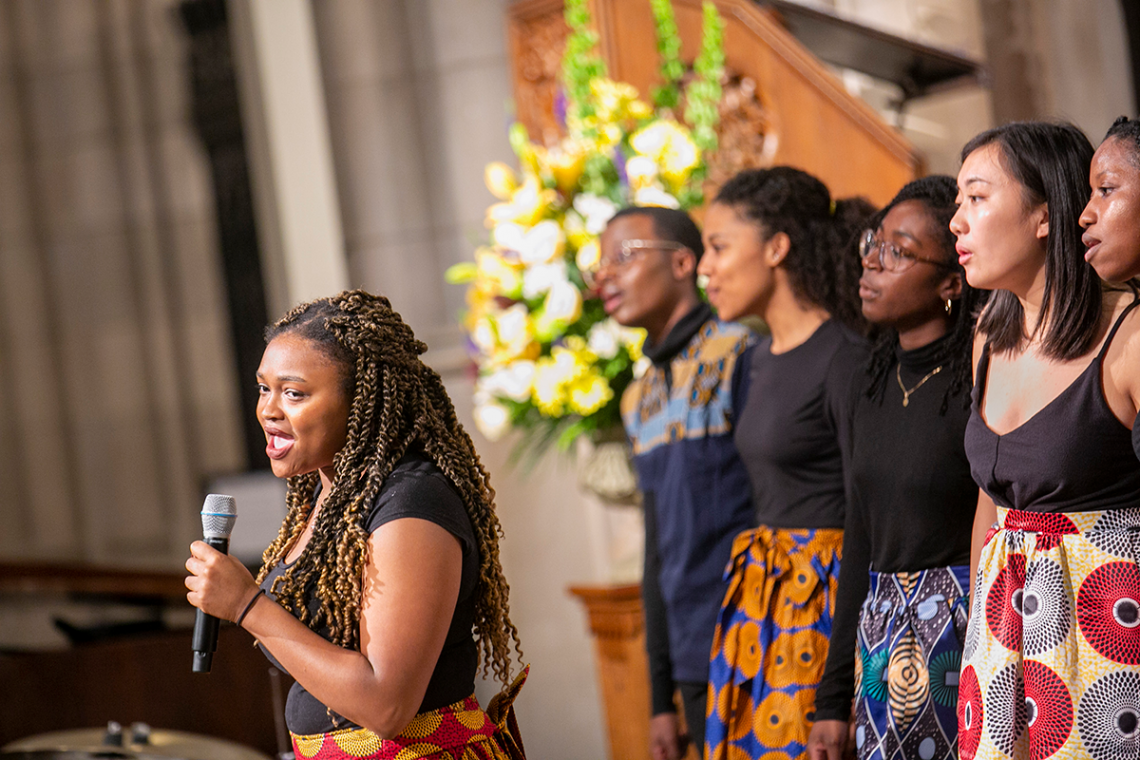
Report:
507,0,921,206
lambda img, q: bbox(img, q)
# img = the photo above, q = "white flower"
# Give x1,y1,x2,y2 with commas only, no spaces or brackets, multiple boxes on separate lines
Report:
522,260,569,299
587,320,621,360
634,186,680,209
479,360,536,402
494,220,564,266
633,356,651,378
576,239,600,272
573,193,618,236
625,155,659,190
473,396,511,441
496,304,531,348
471,317,496,355
544,278,584,323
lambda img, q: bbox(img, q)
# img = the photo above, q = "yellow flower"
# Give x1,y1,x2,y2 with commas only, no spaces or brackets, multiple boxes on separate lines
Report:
474,247,523,300
484,161,518,200
569,371,613,416
620,326,647,360
532,350,581,417
475,303,540,366
544,142,587,197
629,120,701,191
487,177,557,227
590,78,652,123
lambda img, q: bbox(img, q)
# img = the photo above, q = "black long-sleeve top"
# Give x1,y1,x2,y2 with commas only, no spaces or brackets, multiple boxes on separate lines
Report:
814,334,978,722
733,319,867,530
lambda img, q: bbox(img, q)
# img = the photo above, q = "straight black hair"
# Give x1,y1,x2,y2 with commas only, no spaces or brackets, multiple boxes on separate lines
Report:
963,121,1098,360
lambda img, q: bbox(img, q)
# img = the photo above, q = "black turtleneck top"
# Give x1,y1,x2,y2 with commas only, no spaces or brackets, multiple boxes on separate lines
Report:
814,333,978,722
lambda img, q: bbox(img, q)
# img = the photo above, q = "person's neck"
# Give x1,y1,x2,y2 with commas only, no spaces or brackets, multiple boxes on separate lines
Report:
645,290,703,346
897,316,951,352
318,467,336,506
1011,264,1048,351
764,285,830,354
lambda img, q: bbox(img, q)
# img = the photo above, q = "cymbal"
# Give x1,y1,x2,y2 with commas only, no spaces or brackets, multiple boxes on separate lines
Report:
2,727,273,760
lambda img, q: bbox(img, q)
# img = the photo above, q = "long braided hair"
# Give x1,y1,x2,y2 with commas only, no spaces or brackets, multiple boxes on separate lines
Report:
714,166,875,333
863,176,989,413
254,290,522,685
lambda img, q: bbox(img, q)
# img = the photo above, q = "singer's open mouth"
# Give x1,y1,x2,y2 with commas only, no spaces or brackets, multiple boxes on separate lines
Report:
266,433,295,459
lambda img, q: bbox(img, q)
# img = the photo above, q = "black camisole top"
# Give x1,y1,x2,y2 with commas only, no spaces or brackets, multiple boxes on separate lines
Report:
965,298,1140,513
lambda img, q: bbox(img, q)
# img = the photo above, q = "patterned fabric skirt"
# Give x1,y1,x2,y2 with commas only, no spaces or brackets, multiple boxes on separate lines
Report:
854,565,969,760
290,668,527,760
959,507,1140,760
705,526,843,760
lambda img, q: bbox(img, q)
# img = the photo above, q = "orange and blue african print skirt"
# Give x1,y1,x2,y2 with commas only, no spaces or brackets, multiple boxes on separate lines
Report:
854,565,969,760
290,668,527,760
705,526,843,760
959,507,1140,760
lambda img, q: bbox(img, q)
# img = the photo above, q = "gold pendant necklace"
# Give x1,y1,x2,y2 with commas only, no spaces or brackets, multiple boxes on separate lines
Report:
896,363,943,407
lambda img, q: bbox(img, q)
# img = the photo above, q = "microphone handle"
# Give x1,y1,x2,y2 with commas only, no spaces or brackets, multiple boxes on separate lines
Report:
192,535,231,673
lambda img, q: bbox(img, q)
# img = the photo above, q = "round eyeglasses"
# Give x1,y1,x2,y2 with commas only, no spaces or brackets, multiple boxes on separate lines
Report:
858,229,955,273
583,239,689,288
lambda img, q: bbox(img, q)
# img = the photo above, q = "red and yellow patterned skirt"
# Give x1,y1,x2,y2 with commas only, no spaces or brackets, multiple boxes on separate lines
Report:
291,668,527,760
959,507,1140,760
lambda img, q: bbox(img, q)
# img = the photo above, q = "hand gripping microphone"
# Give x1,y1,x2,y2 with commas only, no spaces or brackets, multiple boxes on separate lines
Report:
192,493,237,673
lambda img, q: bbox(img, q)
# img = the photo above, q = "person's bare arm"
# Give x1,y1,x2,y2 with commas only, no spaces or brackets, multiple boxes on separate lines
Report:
187,517,462,738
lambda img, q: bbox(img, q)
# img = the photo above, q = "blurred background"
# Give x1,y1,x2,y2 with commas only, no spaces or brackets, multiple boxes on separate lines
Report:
0,1,1133,759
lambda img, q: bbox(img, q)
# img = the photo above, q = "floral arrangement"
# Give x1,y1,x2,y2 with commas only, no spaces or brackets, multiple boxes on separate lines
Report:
447,0,725,459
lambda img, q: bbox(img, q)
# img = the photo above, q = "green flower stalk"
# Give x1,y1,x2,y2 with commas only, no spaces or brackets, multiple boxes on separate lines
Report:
650,0,684,110
685,1,726,154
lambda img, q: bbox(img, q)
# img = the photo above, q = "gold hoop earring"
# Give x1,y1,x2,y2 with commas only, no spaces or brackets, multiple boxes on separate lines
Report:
945,299,953,315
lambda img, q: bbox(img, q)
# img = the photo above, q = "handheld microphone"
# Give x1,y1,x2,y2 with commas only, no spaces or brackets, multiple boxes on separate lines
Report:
192,493,237,673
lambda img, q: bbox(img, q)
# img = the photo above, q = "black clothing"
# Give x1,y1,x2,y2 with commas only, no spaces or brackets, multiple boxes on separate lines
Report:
1134,411,1140,461
733,319,867,529
259,453,480,735
965,299,1140,513
677,680,708,754
814,334,978,722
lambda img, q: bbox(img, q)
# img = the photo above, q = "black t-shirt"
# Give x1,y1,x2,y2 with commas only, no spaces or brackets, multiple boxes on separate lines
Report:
259,452,480,735
814,334,978,721
733,319,867,529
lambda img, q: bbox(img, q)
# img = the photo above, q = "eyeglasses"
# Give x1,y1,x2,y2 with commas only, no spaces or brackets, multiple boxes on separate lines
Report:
597,239,688,270
858,229,955,273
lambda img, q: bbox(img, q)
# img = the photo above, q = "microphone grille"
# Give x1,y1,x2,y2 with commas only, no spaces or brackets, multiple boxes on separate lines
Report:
201,494,237,539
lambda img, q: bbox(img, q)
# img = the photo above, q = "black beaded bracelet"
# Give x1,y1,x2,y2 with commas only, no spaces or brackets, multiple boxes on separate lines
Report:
236,589,265,626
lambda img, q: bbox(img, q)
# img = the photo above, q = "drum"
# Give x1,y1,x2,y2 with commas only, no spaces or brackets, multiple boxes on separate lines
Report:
1,724,273,760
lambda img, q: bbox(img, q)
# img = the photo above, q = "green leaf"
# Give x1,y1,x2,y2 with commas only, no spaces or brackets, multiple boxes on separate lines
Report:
444,262,477,284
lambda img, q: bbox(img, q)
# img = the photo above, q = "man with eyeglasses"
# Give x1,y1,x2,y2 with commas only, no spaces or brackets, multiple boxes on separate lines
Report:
596,206,757,760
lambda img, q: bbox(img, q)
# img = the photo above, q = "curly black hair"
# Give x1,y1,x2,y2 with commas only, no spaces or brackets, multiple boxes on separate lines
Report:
714,166,874,332
863,175,990,413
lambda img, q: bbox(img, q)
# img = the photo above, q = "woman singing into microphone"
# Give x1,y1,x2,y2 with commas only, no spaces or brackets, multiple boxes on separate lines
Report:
184,291,526,760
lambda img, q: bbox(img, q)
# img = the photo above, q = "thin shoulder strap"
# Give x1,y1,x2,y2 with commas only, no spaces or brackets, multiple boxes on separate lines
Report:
974,340,993,388
1098,297,1140,360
